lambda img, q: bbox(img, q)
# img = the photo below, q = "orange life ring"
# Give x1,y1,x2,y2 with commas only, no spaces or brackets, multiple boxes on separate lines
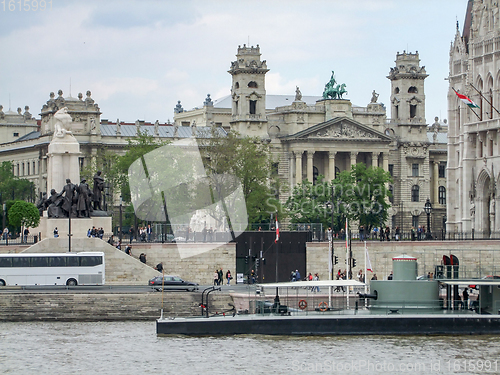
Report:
319,301,328,312
298,299,307,310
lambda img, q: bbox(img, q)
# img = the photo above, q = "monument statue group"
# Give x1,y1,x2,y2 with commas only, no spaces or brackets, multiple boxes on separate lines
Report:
36,107,107,219
37,172,105,218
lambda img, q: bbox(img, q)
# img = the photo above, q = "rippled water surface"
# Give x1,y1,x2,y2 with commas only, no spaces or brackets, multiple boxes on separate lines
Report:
1,321,500,374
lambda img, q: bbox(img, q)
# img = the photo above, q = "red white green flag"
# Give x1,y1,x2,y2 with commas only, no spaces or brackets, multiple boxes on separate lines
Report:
455,91,480,109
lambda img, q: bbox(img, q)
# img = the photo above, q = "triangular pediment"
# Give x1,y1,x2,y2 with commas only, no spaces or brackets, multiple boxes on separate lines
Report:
282,117,392,142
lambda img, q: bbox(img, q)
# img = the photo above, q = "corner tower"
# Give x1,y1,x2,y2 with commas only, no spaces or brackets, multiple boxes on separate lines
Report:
228,44,268,136
388,51,428,141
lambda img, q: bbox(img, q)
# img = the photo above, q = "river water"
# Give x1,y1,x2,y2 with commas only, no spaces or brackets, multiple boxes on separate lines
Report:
1,321,500,375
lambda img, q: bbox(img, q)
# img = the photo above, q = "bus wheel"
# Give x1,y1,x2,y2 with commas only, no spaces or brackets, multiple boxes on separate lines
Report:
66,279,77,286
0,279,5,286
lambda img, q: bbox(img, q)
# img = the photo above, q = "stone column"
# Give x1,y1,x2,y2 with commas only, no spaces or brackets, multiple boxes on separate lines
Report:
295,151,303,185
382,152,389,172
329,151,337,180
433,161,439,204
372,152,379,168
350,152,358,168
307,151,314,182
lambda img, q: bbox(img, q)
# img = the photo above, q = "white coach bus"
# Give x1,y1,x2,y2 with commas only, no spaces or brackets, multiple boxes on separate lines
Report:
0,252,105,286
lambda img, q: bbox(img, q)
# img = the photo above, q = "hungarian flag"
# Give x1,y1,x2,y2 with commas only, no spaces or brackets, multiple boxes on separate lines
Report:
455,90,480,109
275,216,279,243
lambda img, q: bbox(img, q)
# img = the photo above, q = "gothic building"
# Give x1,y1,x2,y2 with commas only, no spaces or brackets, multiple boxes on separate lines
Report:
174,45,448,234
448,0,500,237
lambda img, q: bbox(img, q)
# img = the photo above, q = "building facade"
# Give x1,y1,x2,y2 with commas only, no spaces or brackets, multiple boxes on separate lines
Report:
447,0,500,237
174,45,448,234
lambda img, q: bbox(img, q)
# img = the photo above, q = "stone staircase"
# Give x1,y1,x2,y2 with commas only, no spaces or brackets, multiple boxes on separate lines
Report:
22,238,161,285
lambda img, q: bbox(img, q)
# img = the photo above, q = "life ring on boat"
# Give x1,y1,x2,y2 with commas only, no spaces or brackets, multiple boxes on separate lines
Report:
298,299,307,310
319,301,329,312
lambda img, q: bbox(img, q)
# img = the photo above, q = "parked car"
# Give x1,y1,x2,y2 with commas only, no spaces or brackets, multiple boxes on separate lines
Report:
148,275,199,292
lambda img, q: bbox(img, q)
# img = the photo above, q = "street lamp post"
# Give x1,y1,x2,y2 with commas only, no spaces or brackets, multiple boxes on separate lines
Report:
119,196,123,243
424,198,433,240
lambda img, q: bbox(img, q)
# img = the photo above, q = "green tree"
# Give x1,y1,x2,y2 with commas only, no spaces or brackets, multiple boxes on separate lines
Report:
332,163,392,232
0,161,36,203
7,200,40,231
198,129,282,228
113,130,170,203
285,164,392,233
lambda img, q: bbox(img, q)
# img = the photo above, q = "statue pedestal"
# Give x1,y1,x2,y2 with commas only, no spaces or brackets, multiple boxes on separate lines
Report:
47,134,81,193
33,216,113,241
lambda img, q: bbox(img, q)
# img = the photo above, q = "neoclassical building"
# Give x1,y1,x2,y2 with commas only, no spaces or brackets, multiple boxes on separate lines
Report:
174,45,448,234
0,45,447,234
447,0,500,237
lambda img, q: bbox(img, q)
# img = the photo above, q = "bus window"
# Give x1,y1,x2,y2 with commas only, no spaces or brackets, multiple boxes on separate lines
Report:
31,257,49,267
0,257,12,267
48,256,66,267
80,256,102,267
12,257,30,267
67,256,79,267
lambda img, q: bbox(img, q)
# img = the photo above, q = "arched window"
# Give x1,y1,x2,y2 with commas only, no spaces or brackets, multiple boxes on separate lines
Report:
248,81,258,88
439,186,446,205
411,185,420,202
394,87,400,94
235,82,239,89
408,86,418,93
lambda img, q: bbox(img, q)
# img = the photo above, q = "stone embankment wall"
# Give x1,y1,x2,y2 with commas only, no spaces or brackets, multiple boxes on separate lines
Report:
307,240,500,282
1,238,235,286
0,291,234,322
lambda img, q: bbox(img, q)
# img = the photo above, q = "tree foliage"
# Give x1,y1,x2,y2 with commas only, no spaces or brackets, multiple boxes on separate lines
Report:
285,164,392,233
7,200,40,229
112,130,170,203
0,161,36,203
197,129,283,227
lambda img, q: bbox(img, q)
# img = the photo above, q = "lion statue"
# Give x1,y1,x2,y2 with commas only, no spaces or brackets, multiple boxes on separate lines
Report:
53,107,73,138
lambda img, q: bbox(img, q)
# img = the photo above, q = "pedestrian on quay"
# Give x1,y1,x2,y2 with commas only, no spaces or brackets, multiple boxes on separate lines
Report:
226,270,232,286
125,244,132,255
218,268,223,286
155,262,163,273
139,253,147,264
54,227,59,238
214,270,219,286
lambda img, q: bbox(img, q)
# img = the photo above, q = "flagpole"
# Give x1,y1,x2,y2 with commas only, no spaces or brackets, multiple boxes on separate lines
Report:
364,241,368,308
346,216,349,310
469,83,500,116
452,87,481,120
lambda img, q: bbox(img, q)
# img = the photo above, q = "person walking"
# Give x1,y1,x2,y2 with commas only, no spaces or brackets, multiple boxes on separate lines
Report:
23,227,29,243
218,268,223,286
226,270,232,286
213,270,219,286
53,227,59,238
155,262,163,273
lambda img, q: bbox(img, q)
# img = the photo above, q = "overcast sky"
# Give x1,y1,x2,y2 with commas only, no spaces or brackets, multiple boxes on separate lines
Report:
0,0,468,125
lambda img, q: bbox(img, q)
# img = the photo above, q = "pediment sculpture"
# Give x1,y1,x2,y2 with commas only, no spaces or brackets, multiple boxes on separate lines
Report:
312,123,376,139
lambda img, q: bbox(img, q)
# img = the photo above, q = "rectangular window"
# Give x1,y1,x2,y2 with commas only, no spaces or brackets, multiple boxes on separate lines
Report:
30,257,49,267
249,100,257,115
412,215,419,228
12,257,30,267
412,164,419,177
0,257,13,267
181,122,190,127
13,132,19,137
410,104,417,118
388,164,394,177
438,164,446,178
48,256,66,267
